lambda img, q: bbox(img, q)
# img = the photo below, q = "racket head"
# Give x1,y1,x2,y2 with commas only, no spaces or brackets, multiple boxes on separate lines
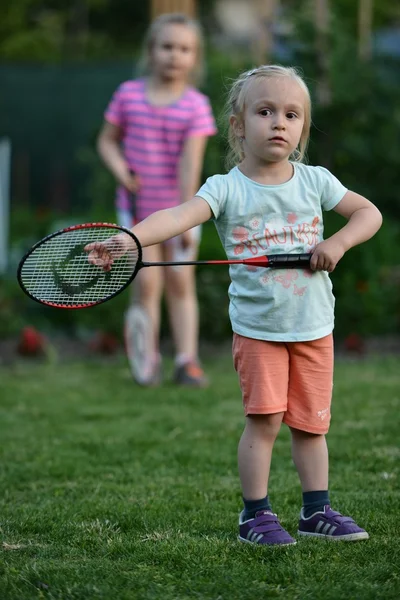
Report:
17,223,142,309
124,304,154,385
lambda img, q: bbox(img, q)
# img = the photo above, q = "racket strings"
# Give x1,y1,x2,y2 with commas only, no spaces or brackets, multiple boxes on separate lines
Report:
20,227,139,306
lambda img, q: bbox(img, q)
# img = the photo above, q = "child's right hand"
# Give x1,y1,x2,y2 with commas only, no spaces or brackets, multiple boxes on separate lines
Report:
84,234,132,272
119,168,140,194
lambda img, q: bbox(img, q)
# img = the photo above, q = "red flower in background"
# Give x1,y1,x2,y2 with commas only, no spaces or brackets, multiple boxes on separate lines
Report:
17,326,46,356
344,333,365,355
356,281,369,293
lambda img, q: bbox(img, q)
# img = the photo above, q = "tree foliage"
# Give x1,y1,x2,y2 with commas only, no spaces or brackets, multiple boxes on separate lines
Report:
2,1,399,62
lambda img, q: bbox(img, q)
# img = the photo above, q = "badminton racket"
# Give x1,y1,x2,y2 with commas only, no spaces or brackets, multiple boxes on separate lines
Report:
17,222,311,309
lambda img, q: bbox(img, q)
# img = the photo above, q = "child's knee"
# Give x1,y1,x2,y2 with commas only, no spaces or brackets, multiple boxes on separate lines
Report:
138,270,163,300
289,426,326,440
246,412,284,438
166,268,196,298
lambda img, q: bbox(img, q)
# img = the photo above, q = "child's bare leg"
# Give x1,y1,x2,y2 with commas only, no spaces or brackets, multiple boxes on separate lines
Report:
237,412,296,545
163,241,206,386
164,264,199,360
290,428,329,491
137,244,164,354
238,412,284,501
291,427,369,540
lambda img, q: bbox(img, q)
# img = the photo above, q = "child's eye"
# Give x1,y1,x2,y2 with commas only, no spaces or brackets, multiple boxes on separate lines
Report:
259,109,272,116
287,112,298,119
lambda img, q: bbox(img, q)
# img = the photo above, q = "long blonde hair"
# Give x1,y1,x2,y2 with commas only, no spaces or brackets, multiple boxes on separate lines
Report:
137,13,205,86
225,65,312,170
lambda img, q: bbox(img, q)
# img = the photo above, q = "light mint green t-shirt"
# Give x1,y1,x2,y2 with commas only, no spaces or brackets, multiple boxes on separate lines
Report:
196,163,347,342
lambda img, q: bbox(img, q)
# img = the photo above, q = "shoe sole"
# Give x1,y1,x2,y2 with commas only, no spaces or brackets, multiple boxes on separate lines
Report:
238,535,296,546
297,530,369,541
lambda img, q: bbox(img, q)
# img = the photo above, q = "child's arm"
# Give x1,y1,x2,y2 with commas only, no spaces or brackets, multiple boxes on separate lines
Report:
85,197,212,270
178,136,209,248
131,196,212,248
311,191,383,272
97,121,138,192
179,136,209,205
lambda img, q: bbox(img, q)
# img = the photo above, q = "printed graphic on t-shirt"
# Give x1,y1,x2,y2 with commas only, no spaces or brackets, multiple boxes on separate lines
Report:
230,211,320,296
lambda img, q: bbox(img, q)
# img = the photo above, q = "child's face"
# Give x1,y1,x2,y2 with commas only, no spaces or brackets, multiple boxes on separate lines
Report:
238,77,306,165
150,24,198,83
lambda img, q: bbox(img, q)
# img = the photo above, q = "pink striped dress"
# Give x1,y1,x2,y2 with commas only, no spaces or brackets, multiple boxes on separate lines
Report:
104,79,217,221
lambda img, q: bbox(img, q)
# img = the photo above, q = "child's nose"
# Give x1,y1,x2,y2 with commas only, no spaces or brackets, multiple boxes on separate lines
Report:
273,116,285,129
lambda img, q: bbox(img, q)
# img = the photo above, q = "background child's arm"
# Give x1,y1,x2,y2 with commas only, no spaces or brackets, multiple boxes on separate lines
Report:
311,191,383,272
97,121,138,192
131,196,213,248
178,136,210,248
179,136,208,205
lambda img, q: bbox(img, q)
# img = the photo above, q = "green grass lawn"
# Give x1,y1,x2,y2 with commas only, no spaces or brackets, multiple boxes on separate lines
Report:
0,353,399,599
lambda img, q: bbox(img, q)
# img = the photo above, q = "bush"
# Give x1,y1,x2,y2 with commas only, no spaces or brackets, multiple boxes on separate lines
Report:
326,217,400,338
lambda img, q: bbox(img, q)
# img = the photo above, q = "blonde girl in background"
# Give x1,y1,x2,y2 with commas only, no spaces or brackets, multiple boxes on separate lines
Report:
88,65,382,544
97,13,217,386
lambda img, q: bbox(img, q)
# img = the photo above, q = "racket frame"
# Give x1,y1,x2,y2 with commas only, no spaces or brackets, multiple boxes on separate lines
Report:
17,222,141,309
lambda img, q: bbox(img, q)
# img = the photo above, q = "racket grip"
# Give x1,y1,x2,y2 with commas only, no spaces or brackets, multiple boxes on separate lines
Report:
268,254,311,268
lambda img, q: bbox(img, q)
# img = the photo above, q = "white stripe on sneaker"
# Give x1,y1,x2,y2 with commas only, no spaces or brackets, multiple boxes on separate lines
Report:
246,528,254,541
322,523,332,535
328,526,337,535
315,520,325,533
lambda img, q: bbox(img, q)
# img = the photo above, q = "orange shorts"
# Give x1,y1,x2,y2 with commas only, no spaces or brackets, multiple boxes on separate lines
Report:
232,333,334,434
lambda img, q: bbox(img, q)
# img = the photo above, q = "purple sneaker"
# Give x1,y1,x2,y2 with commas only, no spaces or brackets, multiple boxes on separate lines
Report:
298,505,369,541
239,510,296,546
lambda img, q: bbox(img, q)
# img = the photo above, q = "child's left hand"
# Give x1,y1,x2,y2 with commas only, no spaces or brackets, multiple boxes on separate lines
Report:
310,240,345,272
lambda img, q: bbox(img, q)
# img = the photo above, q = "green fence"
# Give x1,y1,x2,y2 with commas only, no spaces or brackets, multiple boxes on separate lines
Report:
0,62,136,212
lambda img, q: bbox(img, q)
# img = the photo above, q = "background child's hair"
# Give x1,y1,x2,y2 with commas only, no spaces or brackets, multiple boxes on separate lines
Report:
224,65,312,170
137,13,205,86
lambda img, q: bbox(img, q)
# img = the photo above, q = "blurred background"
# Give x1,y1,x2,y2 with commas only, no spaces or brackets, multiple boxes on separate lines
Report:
1,0,400,360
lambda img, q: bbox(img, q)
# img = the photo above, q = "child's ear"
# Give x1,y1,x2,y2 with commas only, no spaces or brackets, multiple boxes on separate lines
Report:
230,115,244,138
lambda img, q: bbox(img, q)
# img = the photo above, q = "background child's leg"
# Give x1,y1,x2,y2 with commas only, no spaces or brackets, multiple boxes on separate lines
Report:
164,263,199,362
136,244,164,359
163,237,206,386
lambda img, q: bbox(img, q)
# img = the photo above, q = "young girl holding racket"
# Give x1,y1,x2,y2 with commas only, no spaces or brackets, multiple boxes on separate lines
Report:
97,13,217,386
89,65,382,544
